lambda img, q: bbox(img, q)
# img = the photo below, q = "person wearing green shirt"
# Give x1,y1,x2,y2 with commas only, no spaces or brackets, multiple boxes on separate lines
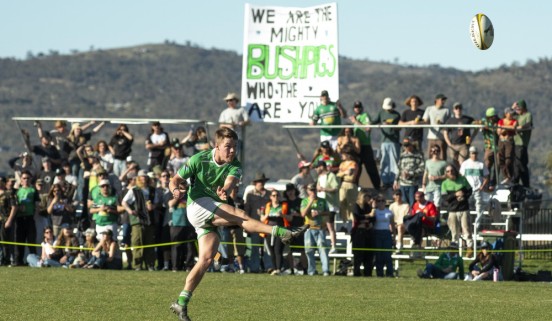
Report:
349,100,381,189
89,179,119,241
417,242,465,279
512,100,533,187
168,127,309,321
311,90,344,150
14,171,39,266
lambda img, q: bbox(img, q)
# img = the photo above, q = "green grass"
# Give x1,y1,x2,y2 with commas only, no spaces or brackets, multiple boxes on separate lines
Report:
0,263,550,321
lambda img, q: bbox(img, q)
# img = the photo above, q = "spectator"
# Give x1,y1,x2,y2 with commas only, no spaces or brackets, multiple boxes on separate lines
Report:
315,160,339,254
443,102,475,169
336,127,361,157
182,126,213,155
301,183,330,276
219,92,249,163
168,180,196,272
393,137,425,207
0,176,18,266
146,121,171,171
122,169,159,271
459,146,489,232
9,152,36,186
156,169,172,271
108,124,134,177
260,190,290,275
14,171,39,266
283,183,307,275
371,97,401,189
53,168,77,203
336,147,359,226
71,228,97,268
389,190,409,253
442,165,473,256
372,194,395,277
167,140,189,176
512,100,533,187
349,100,381,189
96,140,114,173
34,179,50,242
47,183,75,236
27,226,61,267
86,229,123,270
312,140,341,174
118,173,136,270
38,157,55,196
422,144,447,210
497,108,517,184
480,107,500,190
291,160,314,199
417,242,464,279
399,95,425,151
67,121,105,176
465,241,498,281
310,90,344,149
54,223,79,267
423,93,450,160
89,179,119,240
243,172,271,273
47,120,71,161
403,191,438,253
351,191,375,276
22,129,62,170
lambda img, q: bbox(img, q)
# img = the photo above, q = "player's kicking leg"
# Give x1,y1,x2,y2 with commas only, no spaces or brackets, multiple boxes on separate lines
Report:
213,202,309,244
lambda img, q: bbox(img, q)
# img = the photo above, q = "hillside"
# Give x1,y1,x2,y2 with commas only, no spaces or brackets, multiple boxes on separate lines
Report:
0,43,550,187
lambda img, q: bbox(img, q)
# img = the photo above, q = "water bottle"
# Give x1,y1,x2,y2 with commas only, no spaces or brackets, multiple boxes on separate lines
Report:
493,268,499,282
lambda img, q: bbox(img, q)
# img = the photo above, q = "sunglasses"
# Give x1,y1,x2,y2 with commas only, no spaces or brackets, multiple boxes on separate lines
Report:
270,194,278,197
100,185,109,188
21,177,30,180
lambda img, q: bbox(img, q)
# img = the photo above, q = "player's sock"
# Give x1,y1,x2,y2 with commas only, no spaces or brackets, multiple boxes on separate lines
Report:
271,226,287,237
177,290,192,306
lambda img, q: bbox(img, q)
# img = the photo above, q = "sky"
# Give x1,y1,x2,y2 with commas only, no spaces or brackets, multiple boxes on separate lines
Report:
1,0,549,71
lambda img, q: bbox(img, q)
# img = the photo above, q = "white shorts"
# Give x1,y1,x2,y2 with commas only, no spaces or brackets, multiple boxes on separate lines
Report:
188,197,222,238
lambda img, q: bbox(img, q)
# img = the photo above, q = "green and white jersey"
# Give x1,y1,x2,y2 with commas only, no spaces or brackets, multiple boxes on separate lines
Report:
312,102,341,136
177,149,242,203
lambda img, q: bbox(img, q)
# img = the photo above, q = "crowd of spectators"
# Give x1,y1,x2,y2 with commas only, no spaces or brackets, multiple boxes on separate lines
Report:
0,91,532,279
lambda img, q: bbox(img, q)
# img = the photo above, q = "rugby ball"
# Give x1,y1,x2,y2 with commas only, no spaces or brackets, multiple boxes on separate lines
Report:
469,13,494,50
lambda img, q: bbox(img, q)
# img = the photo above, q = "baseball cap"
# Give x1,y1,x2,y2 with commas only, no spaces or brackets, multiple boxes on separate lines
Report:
320,140,331,149
55,168,65,176
435,93,447,100
315,160,327,168
99,179,110,186
453,102,463,109
285,183,296,192
516,99,527,109
137,169,148,177
469,146,478,154
306,183,317,191
320,90,329,97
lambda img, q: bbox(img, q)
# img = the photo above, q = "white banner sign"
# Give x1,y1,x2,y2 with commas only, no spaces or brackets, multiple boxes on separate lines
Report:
241,3,339,123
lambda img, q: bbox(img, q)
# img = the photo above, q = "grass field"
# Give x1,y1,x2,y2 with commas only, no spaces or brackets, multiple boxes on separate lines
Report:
1,261,551,321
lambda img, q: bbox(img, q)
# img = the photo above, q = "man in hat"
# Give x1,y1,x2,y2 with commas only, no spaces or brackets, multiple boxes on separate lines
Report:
219,92,249,164
399,94,425,151
497,108,517,184
243,171,272,273
349,100,381,189
423,93,450,160
417,242,464,280
291,160,314,199
34,120,71,161
459,146,489,232
169,128,308,321
311,90,344,149
512,99,533,187
89,179,120,241
370,97,401,188
394,137,425,207
443,102,475,169
301,182,331,276
122,169,160,271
